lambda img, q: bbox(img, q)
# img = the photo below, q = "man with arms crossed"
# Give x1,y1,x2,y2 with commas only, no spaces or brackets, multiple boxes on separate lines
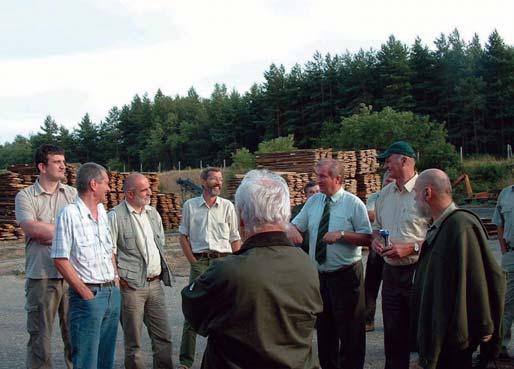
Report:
51,162,120,369
109,173,174,369
372,141,430,369
15,144,76,369
178,167,241,369
290,158,372,369
182,169,323,368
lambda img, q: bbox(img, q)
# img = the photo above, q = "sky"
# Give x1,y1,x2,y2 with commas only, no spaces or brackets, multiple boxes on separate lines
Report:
1,0,513,144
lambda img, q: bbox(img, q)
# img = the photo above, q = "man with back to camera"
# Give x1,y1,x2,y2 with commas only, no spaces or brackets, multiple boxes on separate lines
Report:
109,173,174,369
410,169,504,369
177,167,241,369
15,144,76,369
493,183,514,360
290,158,372,369
182,169,323,368
372,141,430,369
51,162,120,369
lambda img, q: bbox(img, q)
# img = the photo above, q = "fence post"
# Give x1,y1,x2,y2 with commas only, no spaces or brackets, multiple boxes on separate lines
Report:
460,146,463,162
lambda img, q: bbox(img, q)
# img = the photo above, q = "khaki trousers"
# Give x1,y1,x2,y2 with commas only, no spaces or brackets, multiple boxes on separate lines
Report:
120,279,173,369
25,278,72,369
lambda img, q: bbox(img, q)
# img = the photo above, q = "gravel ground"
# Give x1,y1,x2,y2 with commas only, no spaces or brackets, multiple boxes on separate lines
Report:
0,234,511,368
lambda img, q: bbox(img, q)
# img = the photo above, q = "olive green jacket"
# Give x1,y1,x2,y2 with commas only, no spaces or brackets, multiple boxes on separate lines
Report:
182,231,323,369
410,209,505,369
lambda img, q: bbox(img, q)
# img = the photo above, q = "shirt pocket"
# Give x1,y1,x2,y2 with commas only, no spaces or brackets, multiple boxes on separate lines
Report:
330,213,353,232
75,235,96,262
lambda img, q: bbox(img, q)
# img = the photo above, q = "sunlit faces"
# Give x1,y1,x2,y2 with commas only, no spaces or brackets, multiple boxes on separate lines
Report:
202,171,223,197
383,154,404,181
128,177,152,207
39,154,66,181
94,171,111,203
316,164,340,196
413,180,432,218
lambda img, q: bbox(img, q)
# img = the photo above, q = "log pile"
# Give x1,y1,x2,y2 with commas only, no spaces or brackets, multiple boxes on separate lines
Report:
334,151,357,179
0,165,182,241
256,149,332,173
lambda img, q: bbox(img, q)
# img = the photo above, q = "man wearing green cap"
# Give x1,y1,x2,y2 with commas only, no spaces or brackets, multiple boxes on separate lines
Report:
372,141,430,369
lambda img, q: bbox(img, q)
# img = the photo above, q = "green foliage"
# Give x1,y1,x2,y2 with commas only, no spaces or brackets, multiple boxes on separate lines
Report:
462,157,514,192
256,134,297,153
0,135,33,168
230,148,255,172
318,106,461,172
106,158,125,172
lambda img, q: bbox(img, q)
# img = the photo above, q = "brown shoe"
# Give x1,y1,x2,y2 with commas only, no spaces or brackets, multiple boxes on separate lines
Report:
365,322,375,332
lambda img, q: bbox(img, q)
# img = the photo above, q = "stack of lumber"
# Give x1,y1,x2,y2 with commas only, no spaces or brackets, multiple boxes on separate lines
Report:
356,149,379,175
357,174,382,202
8,163,38,184
66,164,79,186
343,179,358,195
225,174,246,200
334,151,357,179
156,193,182,229
256,149,332,173
0,171,30,240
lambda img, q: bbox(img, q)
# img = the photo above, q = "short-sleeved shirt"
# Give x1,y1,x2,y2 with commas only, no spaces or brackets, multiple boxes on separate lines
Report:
179,196,240,253
373,174,430,266
492,185,514,272
366,191,380,211
15,180,77,279
51,197,115,283
292,187,372,272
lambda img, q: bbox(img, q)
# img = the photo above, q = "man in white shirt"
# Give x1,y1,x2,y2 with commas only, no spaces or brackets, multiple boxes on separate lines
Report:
177,167,241,369
109,173,174,369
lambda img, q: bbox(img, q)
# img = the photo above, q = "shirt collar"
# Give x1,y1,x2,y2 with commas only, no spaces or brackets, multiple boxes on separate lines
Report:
125,200,147,215
237,231,293,254
34,178,65,196
394,173,418,193
201,195,220,208
76,196,104,221
430,202,458,231
326,186,345,203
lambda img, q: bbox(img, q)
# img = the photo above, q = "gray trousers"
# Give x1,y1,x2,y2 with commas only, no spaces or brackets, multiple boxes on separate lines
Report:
503,271,514,348
120,279,173,369
25,278,72,369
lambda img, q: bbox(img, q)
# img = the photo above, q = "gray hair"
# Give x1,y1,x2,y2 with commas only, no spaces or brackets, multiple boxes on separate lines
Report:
235,169,291,233
76,162,107,194
316,158,342,178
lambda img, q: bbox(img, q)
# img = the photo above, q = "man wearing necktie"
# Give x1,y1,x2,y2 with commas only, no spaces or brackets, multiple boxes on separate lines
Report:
290,158,372,369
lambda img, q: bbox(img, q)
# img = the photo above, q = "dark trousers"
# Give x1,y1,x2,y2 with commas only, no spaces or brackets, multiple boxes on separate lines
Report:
382,263,416,369
318,261,365,369
434,347,474,369
364,248,384,325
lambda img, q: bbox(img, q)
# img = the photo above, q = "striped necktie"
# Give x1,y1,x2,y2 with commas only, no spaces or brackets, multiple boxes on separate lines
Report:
315,196,332,263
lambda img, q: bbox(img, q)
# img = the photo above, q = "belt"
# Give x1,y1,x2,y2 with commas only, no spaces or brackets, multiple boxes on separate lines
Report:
319,262,358,275
85,280,116,288
194,251,230,259
146,275,160,282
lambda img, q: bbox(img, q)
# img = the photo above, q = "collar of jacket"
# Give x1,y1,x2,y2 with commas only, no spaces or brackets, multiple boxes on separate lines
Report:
236,231,294,254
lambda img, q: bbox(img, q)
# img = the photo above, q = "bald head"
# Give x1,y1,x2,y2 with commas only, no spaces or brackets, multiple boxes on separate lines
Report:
417,169,452,197
123,173,147,193
123,173,152,210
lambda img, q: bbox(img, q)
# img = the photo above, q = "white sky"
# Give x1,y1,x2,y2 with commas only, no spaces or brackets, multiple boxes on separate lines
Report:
1,0,513,143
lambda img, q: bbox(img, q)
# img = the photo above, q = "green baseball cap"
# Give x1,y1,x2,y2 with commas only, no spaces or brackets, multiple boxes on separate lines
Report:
377,141,416,160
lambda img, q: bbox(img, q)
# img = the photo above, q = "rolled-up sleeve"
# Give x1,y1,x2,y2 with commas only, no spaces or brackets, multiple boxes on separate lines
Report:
227,203,240,242
178,201,191,236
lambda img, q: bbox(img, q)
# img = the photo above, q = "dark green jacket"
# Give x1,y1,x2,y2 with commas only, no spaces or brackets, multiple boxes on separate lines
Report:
410,209,505,369
182,231,323,369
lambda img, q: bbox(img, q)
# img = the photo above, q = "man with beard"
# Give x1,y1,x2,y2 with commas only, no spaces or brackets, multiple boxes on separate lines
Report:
177,167,241,369
109,173,174,369
410,169,504,369
15,144,76,369
51,163,120,369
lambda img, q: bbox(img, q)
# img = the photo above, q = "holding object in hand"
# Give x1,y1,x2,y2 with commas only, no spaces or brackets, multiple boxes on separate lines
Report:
379,229,391,250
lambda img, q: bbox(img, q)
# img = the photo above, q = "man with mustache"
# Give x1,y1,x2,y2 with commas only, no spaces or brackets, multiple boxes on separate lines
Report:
410,169,504,369
109,173,174,369
177,167,241,369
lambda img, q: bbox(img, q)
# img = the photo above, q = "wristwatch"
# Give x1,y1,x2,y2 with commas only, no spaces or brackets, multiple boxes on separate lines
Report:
340,231,345,239
413,242,420,254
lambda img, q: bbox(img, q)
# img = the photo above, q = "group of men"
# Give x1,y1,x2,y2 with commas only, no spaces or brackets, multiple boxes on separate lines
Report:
14,142,512,369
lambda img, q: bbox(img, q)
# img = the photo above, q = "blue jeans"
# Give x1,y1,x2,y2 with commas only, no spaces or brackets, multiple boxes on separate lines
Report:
69,286,121,369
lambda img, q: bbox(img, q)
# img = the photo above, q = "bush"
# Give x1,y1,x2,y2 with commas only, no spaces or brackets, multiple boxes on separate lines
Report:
230,148,255,172
256,134,297,153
